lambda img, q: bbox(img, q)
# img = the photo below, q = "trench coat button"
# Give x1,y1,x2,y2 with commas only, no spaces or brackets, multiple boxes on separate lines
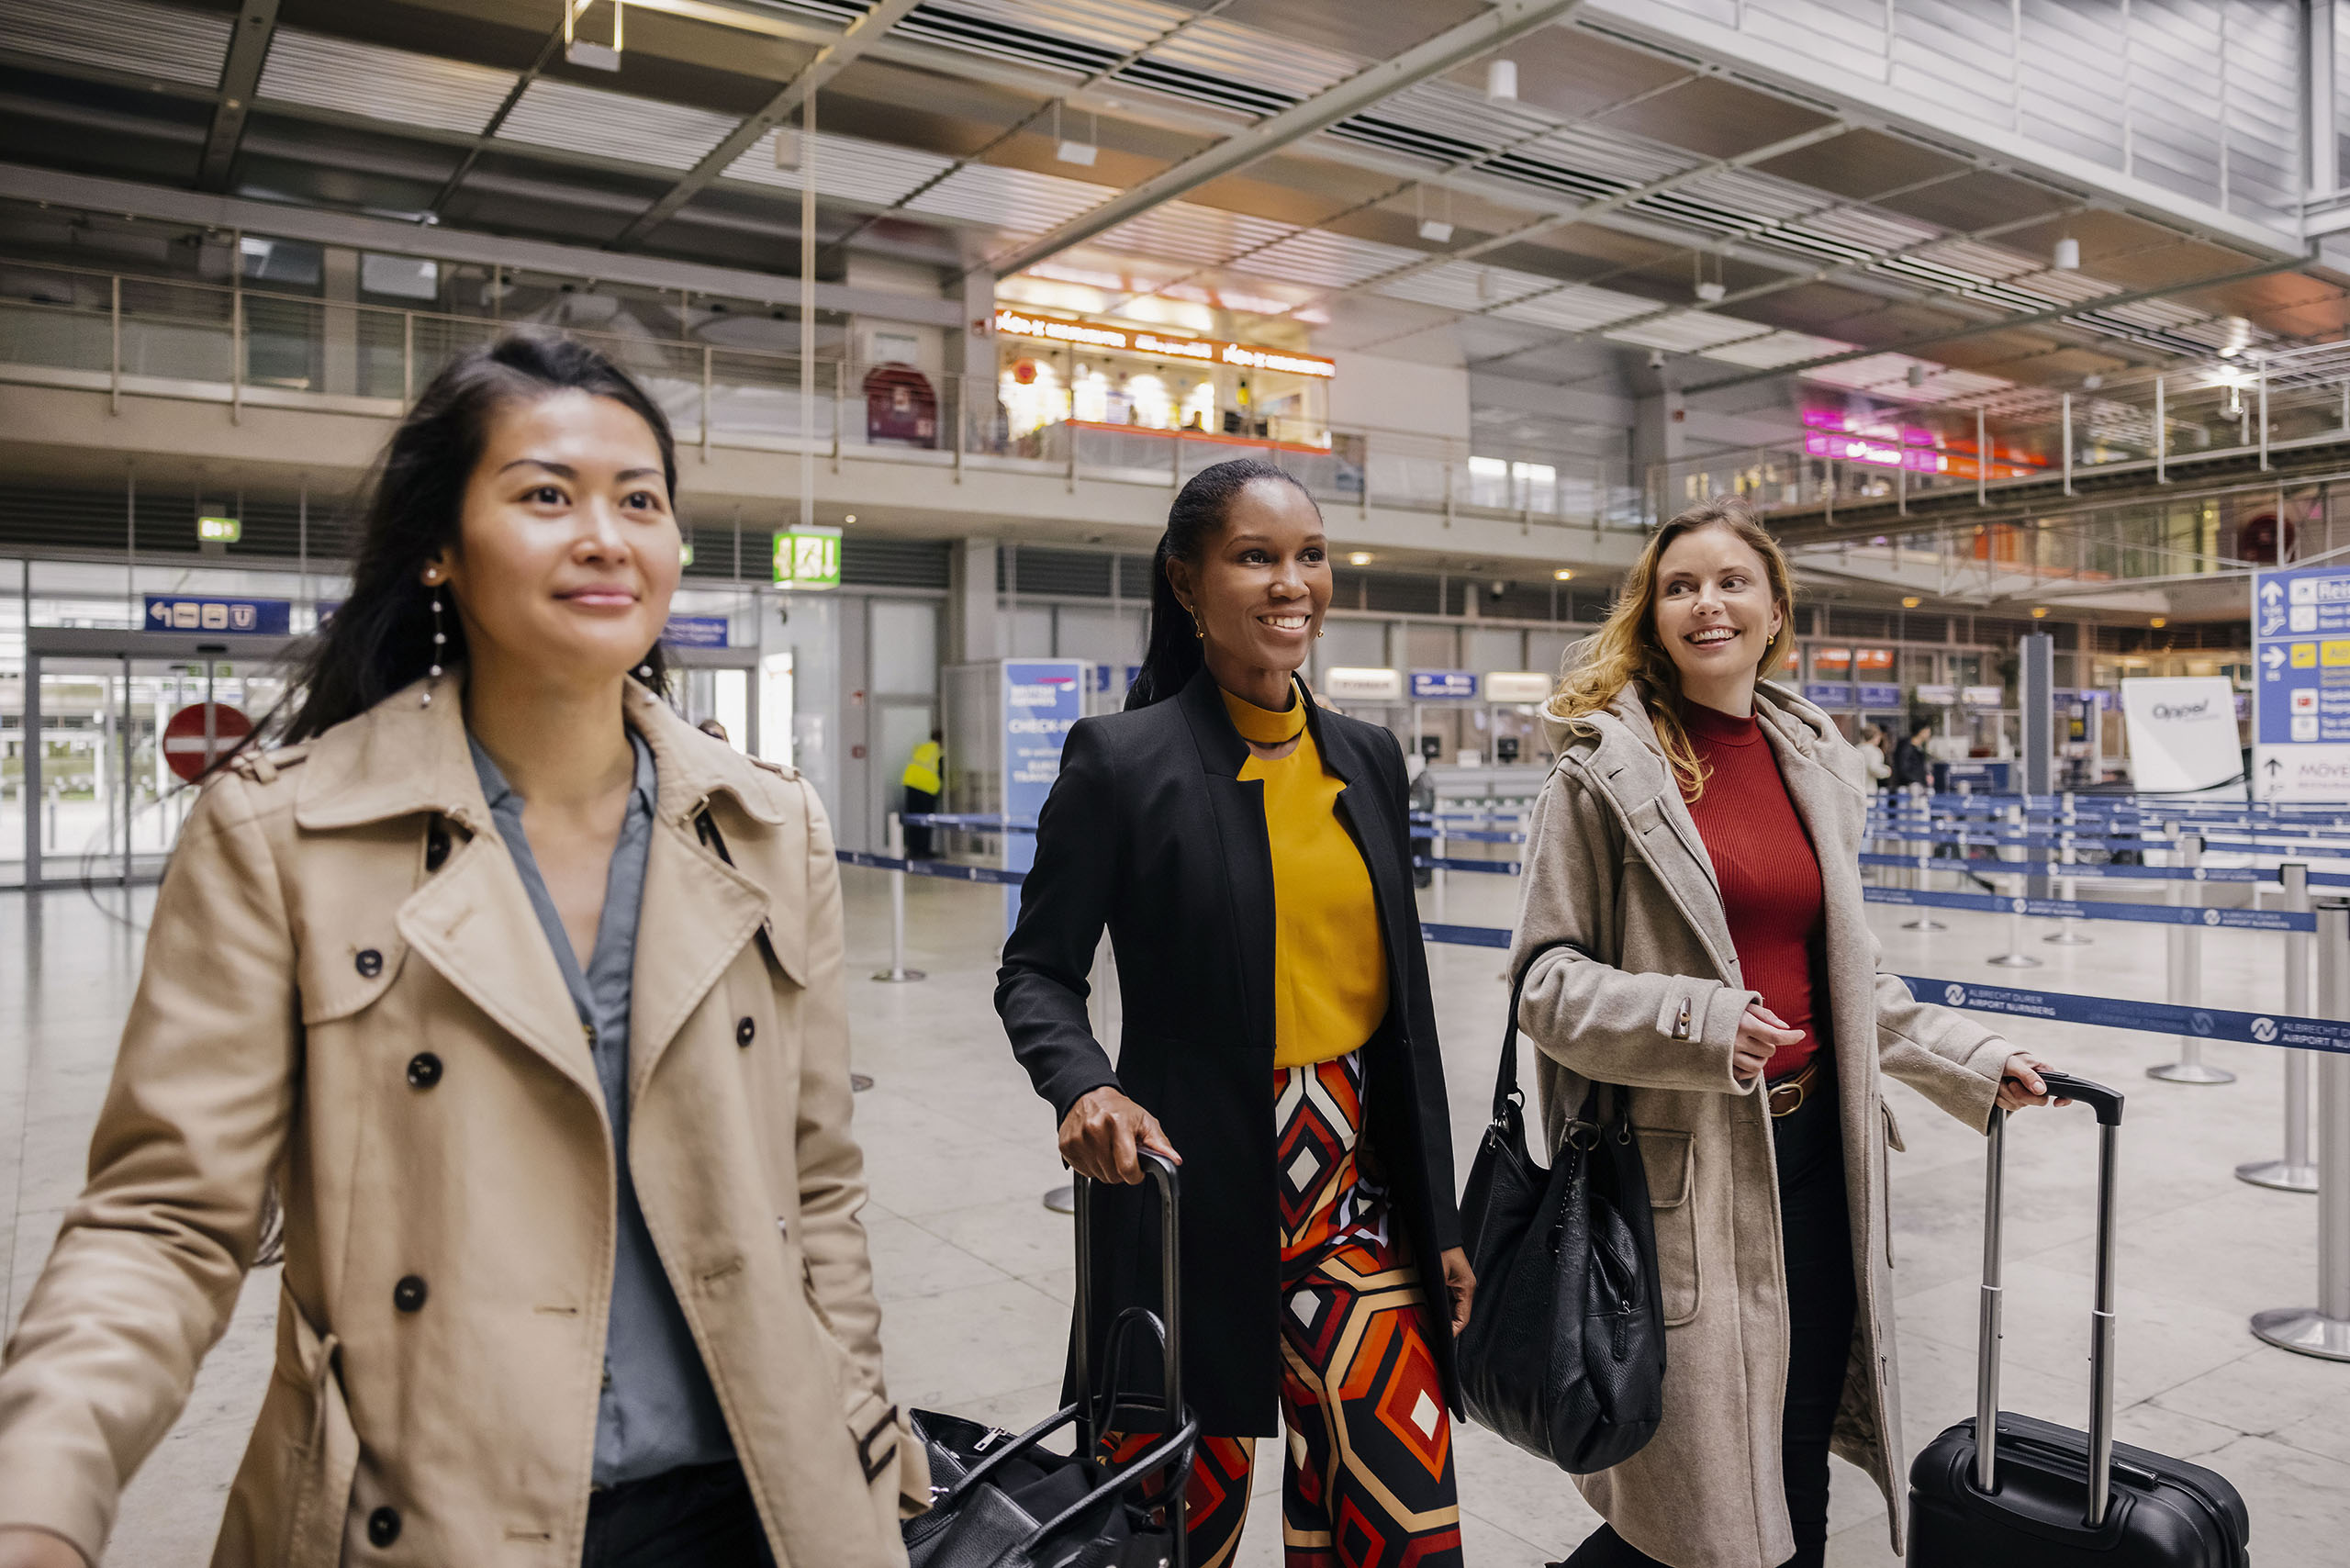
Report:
354,948,384,979
424,823,452,871
393,1275,428,1313
735,1016,755,1047
366,1506,401,1547
406,1052,442,1089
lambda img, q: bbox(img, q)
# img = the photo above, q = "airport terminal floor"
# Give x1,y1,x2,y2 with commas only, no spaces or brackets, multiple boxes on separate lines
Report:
6,866,2346,1566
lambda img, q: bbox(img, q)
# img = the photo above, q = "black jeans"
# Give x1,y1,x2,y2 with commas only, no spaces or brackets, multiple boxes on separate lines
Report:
1558,1063,1859,1568
904,787,939,858
580,1460,776,1568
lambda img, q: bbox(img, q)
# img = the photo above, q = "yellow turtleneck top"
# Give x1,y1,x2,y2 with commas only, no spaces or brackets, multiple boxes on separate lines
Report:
1221,683,1391,1068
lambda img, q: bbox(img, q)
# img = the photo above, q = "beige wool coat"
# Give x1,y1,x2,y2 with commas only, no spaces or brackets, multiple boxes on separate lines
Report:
1508,684,2011,1568
0,676,924,1567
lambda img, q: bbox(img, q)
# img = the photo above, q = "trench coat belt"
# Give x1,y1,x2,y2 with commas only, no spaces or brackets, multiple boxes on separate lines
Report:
1765,1058,1821,1119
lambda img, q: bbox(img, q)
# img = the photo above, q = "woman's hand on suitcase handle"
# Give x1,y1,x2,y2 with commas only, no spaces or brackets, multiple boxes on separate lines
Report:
1996,1050,2072,1112
1733,1004,1805,1083
1059,1087,1182,1183
1441,1248,1476,1334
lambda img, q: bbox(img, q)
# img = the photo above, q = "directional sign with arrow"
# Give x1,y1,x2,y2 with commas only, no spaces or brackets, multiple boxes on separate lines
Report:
2254,565,2350,801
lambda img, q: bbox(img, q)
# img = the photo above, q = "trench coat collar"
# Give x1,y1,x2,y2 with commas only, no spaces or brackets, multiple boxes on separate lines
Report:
293,671,791,834
291,672,789,1112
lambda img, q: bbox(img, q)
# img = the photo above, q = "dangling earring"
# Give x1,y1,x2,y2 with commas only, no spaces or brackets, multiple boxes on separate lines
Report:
1188,608,1205,640
421,570,445,708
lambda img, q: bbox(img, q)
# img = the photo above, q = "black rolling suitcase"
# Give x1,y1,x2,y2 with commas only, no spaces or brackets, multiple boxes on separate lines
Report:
1907,1071,2250,1567
903,1151,1195,1568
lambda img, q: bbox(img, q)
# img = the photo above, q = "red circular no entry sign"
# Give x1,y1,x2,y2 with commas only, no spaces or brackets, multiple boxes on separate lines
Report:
162,702,253,782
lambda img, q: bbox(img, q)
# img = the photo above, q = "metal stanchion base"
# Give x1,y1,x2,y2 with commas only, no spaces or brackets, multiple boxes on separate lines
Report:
2234,1158,2320,1193
850,1073,875,1093
2148,1060,2238,1084
870,968,927,983
2251,1305,2350,1361
1043,1184,1075,1215
1901,917,1949,932
1986,952,2044,969
2042,928,2094,946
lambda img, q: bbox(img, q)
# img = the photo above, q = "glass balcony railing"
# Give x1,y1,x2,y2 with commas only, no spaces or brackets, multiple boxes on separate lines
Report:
0,259,1646,537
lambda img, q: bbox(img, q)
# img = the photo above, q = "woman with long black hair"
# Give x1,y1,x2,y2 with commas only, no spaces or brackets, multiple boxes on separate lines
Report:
997,457,1472,1567
0,332,923,1568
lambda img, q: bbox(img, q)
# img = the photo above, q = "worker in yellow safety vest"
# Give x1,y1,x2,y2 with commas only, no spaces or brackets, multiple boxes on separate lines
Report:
901,730,943,858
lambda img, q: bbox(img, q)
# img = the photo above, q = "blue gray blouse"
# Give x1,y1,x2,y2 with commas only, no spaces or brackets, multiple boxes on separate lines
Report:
468,728,733,1486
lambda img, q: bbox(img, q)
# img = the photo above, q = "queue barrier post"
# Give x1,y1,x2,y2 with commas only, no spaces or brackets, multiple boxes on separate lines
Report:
1903,783,1948,932
2251,895,2350,1360
870,813,926,984
2241,862,2321,1193
2045,790,2092,946
1434,822,1449,924
1987,802,2043,969
2151,832,2233,1084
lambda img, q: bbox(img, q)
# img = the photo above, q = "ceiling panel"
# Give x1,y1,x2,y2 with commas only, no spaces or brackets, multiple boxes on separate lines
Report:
723,129,958,208
1747,127,1971,202
1,0,231,89
497,77,737,172
1595,73,1837,161
909,160,1116,235
259,28,520,137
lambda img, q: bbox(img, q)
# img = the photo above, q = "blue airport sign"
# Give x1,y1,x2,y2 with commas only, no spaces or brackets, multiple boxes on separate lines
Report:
143,595,291,635
1410,670,1479,701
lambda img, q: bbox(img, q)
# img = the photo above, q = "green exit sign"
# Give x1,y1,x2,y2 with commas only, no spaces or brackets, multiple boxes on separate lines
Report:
772,525,842,589
196,515,241,544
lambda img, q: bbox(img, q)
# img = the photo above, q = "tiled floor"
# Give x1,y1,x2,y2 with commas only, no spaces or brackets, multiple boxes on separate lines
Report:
5,863,2347,1564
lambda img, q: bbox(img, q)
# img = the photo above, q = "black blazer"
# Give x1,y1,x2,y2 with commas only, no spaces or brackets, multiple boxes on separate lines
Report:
995,666,1460,1437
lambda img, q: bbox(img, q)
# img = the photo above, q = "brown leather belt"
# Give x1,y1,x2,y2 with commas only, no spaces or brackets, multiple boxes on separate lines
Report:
1767,1058,1820,1119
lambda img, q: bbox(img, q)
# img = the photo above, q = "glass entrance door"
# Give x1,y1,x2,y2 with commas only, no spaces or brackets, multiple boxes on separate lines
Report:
19,641,293,889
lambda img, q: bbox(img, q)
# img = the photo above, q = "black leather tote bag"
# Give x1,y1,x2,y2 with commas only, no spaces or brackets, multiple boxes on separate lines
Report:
1455,942,1666,1474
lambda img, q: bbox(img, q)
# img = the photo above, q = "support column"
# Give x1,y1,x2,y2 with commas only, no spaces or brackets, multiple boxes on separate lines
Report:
320,245,359,396
952,537,1002,664
2020,631,2054,897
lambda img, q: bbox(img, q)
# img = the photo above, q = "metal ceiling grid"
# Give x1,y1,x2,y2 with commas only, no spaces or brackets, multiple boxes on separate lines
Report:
256,28,520,140
1698,327,1855,368
1088,200,1293,268
0,0,230,90
1602,309,1772,353
1488,281,1662,333
929,0,1192,60
497,78,739,173
1803,354,2010,401
1206,225,1423,291
1143,13,1362,103
1375,260,1569,314
907,160,1116,234
722,129,957,207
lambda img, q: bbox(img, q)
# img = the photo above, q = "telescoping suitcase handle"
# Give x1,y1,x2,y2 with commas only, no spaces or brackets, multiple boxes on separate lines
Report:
1070,1150,1181,1461
1975,1070,2124,1526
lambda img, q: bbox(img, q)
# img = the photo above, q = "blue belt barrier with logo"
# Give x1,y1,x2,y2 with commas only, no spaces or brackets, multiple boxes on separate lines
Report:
835,850,1030,886
1419,922,1514,949
1852,851,2348,886
1863,885,2314,931
1897,977,2350,1055
1416,855,1523,875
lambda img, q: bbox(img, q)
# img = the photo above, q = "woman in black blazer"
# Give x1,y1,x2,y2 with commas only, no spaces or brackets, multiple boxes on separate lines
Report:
997,458,1471,1567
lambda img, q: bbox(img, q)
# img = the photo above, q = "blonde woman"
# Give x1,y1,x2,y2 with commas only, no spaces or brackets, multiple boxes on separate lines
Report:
1508,498,2066,1568
1855,722,1892,790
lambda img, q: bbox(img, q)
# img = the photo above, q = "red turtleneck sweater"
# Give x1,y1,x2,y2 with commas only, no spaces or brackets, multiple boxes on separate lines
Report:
1681,701,1828,1080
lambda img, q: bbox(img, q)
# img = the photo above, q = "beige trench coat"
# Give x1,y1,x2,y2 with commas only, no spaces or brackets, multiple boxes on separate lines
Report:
1508,685,2009,1568
0,675,924,1566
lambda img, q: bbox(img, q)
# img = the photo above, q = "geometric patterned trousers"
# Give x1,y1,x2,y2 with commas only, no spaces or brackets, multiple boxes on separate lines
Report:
1174,1051,1465,1567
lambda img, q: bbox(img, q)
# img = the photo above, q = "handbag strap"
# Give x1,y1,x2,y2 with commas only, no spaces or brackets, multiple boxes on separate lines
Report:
1497,938,1592,1123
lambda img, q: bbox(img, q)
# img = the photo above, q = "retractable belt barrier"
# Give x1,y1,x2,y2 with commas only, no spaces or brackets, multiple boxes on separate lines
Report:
1894,977,2350,1055
1854,850,2350,888
1863,884,2315,932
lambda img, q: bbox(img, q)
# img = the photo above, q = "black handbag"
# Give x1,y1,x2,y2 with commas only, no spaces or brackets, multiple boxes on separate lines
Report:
904,1154,1194,1568
1454,942,1666,1474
